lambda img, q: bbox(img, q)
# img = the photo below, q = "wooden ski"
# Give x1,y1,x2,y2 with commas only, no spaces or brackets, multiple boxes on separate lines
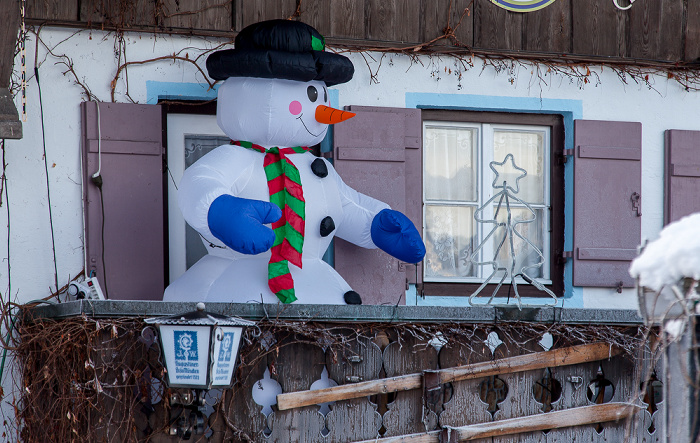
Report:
276,341,619,411
351,402,642,442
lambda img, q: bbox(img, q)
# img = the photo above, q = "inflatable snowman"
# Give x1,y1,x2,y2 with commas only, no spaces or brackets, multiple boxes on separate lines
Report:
164,20,425,305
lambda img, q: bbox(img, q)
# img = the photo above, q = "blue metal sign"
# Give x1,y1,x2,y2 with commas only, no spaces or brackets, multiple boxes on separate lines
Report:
173,330,201,381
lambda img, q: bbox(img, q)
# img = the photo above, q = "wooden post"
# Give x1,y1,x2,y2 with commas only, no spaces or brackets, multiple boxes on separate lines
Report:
0,0,20,88
352,402,642,443
0,0,22,140
277,342,619,411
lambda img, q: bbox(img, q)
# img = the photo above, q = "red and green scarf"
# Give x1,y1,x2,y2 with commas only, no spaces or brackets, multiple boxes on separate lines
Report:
232,140,311,304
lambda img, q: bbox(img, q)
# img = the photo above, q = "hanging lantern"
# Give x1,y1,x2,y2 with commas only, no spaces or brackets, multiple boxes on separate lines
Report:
145,303,255,389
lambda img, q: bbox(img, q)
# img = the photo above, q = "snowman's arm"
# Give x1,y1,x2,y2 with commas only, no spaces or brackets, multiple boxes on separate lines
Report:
177,146,262,244
330,164,425,263
335,181,390,249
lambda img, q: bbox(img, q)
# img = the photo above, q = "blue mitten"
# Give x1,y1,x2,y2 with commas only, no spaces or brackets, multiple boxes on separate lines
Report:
371,209,426,264
207,195,282,254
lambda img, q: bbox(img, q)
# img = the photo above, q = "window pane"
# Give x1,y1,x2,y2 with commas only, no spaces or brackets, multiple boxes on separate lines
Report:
424,126,477,202
185,134,230,168
184,135,230,269
425,205,476,279
490,207,545,279
493,130,544,204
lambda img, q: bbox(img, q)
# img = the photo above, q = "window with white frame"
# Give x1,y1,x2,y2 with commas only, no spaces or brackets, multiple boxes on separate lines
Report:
421,111,564,297
166,111,228,283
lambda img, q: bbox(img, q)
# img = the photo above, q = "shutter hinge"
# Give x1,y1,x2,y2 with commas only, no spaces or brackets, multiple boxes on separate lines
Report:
558,148,575,164
557,251,573,265
631,192,642,217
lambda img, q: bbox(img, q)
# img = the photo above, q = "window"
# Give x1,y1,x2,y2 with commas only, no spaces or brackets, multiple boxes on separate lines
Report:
420,111,565,298
165,110,227,283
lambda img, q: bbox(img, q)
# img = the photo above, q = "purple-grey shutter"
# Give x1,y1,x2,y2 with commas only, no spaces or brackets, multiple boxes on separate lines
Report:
333,106,421,305
572,120,642,288
81,102,164,300
665,130,700,225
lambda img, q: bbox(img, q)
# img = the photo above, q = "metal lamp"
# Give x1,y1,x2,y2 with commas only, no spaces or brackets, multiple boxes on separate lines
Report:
145,302,255,389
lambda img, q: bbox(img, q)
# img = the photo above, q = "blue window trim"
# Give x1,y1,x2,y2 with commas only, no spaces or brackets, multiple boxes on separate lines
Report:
405,92,583,307
146,81,219,104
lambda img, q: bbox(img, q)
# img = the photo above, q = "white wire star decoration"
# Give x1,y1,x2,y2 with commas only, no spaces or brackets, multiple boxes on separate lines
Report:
490,153,527,194
468,154,558,309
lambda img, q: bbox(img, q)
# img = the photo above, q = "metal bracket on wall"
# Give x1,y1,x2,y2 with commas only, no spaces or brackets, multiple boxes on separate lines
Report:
631,192,642,217
558,148,575,164
557,251,573,266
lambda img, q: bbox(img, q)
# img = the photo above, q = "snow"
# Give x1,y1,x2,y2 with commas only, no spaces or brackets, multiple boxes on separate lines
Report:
664,319,686,340
629,212,700,291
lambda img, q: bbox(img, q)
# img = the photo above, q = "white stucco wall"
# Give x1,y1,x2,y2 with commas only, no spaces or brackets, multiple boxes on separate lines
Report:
3,27,698,311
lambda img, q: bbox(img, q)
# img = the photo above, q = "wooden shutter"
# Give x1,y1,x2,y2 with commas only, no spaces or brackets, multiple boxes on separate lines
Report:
81,102,164,300
665,130,700,225
572,120,642,288
333,106,421,305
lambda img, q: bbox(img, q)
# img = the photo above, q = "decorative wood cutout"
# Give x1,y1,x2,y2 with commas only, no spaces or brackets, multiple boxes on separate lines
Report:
478,375,509,417
310,367,337,436
641,373,663,434
324,333,383,442
325,398,383,443
382,334,439,437
209,346,268,441
438,329,492,429
533,369,562,413
326,333,383,384
266,338,326,442
252,368,282,417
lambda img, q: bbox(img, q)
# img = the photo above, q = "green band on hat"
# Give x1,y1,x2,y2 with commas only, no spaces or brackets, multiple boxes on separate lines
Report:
311,35,325,51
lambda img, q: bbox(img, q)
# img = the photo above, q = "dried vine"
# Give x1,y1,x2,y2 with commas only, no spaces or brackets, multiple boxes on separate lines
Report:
12,0,700,101
11,304,659,442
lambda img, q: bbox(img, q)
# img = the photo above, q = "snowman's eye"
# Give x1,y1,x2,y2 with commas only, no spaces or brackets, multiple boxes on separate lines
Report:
307,86,318,102
323,87,328,102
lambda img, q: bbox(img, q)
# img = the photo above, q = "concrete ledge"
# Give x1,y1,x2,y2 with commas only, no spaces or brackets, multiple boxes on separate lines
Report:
26,300,644,325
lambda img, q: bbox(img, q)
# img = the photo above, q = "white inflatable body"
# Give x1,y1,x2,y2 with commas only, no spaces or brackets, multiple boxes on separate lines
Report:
163,77,389,304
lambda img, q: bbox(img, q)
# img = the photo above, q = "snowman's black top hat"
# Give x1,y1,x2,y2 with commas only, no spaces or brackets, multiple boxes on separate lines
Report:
206,20,354,86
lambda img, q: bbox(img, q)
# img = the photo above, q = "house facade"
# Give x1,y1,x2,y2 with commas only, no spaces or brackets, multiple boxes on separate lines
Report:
2,0,700,441
5,0,700,309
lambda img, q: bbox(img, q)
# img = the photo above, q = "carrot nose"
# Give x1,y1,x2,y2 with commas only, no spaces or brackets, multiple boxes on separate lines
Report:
315,105,355,124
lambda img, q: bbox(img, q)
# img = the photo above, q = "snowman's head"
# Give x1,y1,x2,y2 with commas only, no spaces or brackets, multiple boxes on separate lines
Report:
217,77,334,148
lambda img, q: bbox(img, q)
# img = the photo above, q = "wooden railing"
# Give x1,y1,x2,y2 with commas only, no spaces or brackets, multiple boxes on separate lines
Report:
14,301,671,442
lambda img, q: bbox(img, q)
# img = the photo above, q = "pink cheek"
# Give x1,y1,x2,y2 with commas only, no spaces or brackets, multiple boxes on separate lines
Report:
289,101,302,115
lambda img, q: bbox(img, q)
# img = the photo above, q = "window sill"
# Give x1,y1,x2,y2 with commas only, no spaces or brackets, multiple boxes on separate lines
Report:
421,282,560,299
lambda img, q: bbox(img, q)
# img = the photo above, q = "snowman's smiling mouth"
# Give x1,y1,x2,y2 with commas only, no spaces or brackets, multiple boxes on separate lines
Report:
296,114,321,137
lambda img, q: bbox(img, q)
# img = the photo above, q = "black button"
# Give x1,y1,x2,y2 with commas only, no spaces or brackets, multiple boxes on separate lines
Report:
344,291,362,305
311,158,328,178
320,216,335,237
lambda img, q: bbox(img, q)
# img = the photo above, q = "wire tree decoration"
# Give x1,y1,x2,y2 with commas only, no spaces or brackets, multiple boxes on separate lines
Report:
468,154,558,309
